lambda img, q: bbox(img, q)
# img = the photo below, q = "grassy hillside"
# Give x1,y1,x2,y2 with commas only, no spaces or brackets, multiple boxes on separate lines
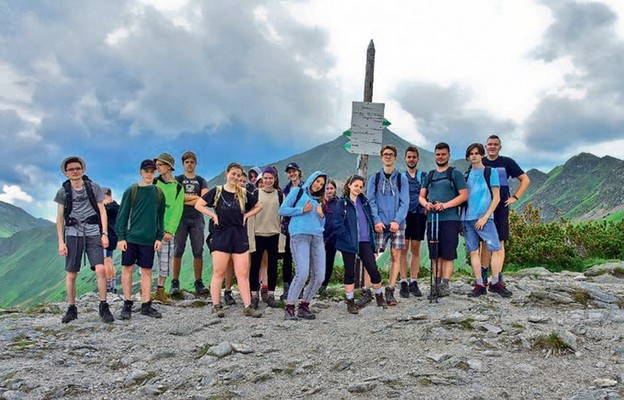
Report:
0,225,213,308
0,201,52,238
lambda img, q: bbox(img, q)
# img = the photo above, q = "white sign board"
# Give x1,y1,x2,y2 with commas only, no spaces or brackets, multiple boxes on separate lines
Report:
347,101,385,155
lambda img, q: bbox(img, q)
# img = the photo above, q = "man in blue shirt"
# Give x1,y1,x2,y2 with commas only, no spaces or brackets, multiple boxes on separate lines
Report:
463,143,511,297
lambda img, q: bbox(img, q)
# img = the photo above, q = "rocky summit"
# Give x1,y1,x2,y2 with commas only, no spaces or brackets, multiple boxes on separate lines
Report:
2,263,624,399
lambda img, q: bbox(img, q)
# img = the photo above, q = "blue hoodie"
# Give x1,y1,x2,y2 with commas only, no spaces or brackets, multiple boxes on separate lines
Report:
279,171,327,237
366,168,410,228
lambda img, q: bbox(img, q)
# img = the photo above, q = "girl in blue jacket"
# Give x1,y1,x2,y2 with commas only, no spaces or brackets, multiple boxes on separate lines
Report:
279,171,327,320
333,175,387,314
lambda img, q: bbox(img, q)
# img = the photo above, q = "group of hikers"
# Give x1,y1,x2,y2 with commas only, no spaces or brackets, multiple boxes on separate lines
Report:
55,134,530,323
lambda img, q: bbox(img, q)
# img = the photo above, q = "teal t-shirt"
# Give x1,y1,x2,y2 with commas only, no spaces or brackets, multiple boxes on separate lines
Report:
464,168,500,221
423,168,467,221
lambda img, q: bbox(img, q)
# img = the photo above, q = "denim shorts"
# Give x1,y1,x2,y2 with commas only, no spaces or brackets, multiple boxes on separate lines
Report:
463,219,501,253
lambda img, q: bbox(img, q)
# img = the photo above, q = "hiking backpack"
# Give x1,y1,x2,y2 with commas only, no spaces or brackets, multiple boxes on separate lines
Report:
62,175,102,233
373,170,402,196
425,166,457,194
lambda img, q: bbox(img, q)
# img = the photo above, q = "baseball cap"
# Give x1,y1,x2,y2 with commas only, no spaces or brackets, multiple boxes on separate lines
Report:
284,162,300,172
141,159,157,170
154,153,175,170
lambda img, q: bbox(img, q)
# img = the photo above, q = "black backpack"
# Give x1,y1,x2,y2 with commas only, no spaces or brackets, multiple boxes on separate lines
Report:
425,167,458,194
62,175,101,233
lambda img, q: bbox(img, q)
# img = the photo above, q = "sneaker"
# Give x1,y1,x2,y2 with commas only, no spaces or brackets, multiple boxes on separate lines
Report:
265,294,279,308
99,302,115,323
61,305,78,324
468,284,487,298
375,292,388,309
212,303,225,318
297,301,316,320
488,282,513,298
260,287,269,302
140,301,162,318
119,300,133,320
346,298,359,314
280,282,290,301
194,279,210,297
385,286,397,306
438,282,450,297
152,287,172,305
223,289,236,305
251,295,260,310
284,304,299,321
481,267,489,285
170,279,181,295
399,281,410,298
243,306,263,318
409,281,423,297
355,288,373,308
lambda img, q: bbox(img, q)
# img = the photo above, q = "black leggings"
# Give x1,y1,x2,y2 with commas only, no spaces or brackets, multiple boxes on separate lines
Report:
282,235,293,285
322,243,336,286
342,242,382,285
250,235,280,291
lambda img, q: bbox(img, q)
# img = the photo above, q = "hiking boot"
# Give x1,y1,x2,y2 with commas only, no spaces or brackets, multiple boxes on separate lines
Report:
223,289,236,305
468,284,487,298
212,303,225,318
99,302,115,323
251,295,260,310
119,300,133,320
346,298,359,314
355,288,373,308
375,292,388,309
152,287,172,305
170,279,181,295
399,281,410,298
385,286,397,306
438,282,450,297
280,282,290,301
266,294,279,308
260,287,269,302
297,301,316,320
489,282,513,298
194,279,210,297
481,267,489,285
140,301,162,318
409,281,423,297
61,305,78,323
284,304,299,321
243,306,263,318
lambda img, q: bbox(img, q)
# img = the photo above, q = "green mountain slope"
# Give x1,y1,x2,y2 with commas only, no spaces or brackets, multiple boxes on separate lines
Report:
0,201,52,238
514,153,624,221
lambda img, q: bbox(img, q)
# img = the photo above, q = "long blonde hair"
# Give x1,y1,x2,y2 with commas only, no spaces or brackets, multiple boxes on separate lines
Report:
226,162,247,210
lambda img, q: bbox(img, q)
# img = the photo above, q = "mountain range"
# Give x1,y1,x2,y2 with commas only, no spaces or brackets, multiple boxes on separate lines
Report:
1,129,621,307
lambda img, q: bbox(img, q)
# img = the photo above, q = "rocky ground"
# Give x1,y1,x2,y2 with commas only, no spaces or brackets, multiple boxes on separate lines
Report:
1,262,624,400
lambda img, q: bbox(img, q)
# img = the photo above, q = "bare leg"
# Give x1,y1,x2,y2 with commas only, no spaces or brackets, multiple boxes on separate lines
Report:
94,264,108,301
66,272,77,305
225,259,234,290
140,268,152,303
409,240,421,279
211,252,230,305
388,248,402,286
232,252,252,306
172,257,182,280
122,265,133,300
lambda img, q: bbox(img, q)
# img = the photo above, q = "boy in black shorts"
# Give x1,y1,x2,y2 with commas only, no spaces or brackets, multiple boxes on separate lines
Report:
400,146,427,298
55,156,114,323
115,159,166,319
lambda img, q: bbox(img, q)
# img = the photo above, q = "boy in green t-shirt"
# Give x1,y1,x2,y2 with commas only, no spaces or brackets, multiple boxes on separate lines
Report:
115,159,166,319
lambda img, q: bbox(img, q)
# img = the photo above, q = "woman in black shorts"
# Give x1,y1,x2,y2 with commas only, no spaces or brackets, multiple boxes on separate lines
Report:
195,162,263,317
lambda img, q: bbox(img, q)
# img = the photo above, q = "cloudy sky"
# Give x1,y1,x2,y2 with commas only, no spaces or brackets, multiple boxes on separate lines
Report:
1,0,624,219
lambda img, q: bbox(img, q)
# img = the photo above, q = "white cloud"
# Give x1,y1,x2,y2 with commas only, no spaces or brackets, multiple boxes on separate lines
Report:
0,184,33,204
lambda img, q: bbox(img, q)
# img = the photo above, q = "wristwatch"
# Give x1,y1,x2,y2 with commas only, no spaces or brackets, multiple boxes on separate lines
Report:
102,232,108,236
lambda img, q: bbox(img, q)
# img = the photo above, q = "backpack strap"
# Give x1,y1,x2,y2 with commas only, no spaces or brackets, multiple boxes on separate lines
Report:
374,172,381,196
484,166,493,198
62,179,72,227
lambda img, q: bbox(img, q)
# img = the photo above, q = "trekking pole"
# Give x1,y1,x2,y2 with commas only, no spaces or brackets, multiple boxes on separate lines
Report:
428,218,434,304
433,211,439,303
